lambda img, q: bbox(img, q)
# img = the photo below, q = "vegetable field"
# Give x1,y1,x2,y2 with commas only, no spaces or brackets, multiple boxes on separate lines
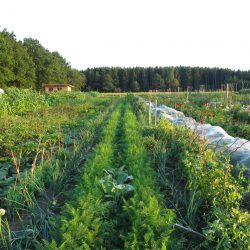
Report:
0,89,249,249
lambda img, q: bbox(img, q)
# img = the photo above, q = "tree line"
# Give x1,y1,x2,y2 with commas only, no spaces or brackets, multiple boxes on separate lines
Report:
1,28,250,92
83,67,250,92
0,29,85,90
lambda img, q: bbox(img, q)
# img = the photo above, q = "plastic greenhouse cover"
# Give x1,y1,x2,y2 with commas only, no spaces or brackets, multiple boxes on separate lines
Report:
146,101,250,171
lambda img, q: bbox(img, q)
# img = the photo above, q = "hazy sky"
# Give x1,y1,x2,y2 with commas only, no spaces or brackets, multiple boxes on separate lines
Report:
1,0,250,71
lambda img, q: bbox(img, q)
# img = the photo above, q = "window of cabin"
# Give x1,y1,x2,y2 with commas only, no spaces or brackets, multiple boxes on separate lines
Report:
58,87,62,90
49,88,54,91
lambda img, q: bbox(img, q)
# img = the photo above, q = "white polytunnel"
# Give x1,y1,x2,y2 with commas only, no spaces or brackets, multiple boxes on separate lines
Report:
146,101,250,172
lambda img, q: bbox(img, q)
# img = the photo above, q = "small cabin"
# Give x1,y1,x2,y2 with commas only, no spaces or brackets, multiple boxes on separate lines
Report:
43,84,74,92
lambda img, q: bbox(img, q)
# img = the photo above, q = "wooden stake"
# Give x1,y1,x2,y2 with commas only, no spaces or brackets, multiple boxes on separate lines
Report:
154,99,157,127
226,83,229,108
149,99,152,125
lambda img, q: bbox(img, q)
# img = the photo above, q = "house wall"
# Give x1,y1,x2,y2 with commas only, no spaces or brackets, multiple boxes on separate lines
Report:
44,86,72,92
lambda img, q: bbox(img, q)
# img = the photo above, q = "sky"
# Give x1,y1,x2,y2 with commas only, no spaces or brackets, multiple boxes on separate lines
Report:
1,0,250,71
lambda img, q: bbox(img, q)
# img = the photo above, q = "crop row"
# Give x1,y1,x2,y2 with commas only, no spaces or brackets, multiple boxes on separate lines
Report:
142,92,250,140
0,94,116,249
42,100,176,249
0,91,112,197
142,118,250,249
44,104,123,249
122,104,175,249
1,92,249,249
